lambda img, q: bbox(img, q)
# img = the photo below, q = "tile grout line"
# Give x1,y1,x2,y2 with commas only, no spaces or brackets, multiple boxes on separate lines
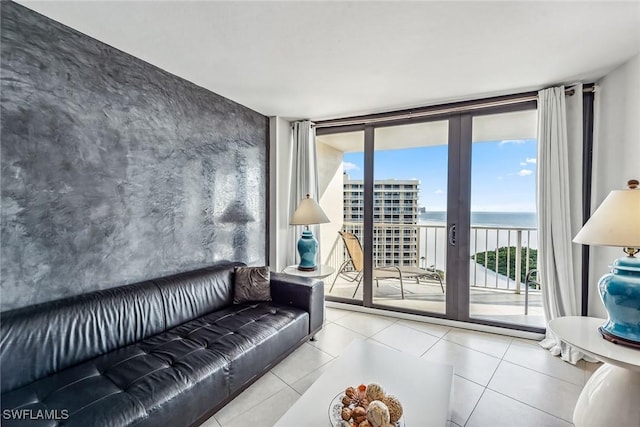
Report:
285,357,337,392
332,315,399,338
307,339,342,360
440,338,507,361
451,372,491,390
499,338,587,387
419,332,445,358
488,388,576,425
215,372,294,426
218,375,307,427
396,319,452,340
458,339,512,426
497,358,587,388
486,340,577,424
460,337,514,426
463,385,489,427
222,342,336,425
283,380,302,397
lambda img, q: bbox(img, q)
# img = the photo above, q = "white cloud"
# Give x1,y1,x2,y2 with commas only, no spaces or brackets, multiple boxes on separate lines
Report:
342,161,360,172
434,189,444,194
497,176,503,180
499,139,527,146
525,157,537,164
516,169,533,176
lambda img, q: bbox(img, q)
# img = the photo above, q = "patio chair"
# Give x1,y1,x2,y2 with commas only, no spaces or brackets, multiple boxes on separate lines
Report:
329,231,444,299
525,269,540,290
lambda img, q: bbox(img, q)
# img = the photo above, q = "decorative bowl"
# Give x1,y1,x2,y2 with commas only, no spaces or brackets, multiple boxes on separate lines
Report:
328,391,405,427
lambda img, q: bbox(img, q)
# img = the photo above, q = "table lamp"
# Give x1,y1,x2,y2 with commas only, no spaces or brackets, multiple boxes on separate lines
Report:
573,179,640,348
290,194,330,271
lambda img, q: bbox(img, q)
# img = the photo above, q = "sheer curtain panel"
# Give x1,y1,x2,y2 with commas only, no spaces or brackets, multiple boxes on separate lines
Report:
537,84,591,364
287,121,320,266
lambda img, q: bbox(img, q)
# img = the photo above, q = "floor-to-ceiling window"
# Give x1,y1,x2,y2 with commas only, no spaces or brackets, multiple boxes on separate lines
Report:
317,95,542,332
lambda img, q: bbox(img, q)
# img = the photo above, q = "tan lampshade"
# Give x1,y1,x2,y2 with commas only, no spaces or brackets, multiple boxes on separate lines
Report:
290,194,330,225
573,184,640,247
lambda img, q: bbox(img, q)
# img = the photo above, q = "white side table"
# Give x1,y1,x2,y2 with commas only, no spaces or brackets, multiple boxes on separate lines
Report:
548,316,640,427
282,264,335,280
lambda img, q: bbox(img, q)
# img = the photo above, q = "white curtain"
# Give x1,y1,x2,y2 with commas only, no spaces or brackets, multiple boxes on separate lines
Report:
537,84,592,364
286,120,320,266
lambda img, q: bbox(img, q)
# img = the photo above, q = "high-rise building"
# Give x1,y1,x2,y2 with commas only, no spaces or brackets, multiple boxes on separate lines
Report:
343,174,419,267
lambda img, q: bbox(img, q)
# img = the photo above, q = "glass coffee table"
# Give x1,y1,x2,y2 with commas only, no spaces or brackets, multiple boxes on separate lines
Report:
273,340,454,427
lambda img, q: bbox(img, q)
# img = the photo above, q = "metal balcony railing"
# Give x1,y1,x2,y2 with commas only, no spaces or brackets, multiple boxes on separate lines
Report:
325,222,539,311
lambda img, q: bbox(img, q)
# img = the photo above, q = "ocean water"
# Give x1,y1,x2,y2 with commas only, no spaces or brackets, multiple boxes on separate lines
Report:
415,211,538,272
419,211,537,228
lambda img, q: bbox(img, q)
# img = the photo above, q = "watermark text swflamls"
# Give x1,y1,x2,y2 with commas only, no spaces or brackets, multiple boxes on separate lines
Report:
2,409,69,421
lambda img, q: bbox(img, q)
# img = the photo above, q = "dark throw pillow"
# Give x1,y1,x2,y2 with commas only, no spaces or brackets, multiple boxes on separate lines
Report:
233,266,271,304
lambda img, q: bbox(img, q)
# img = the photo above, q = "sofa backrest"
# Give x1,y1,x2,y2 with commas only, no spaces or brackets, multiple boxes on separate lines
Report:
0,281,164,393
0,261,243,393
154,262,243,330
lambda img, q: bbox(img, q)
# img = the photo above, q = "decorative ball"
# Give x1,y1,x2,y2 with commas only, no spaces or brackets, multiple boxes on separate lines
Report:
345,387,357,398
382,395,403,424
359,420,372,427
352,406,367,424
356,386,368,401
366,400,390,427
357,397,370,408
350,392,369,408
341,407,353,421
366,383,385,402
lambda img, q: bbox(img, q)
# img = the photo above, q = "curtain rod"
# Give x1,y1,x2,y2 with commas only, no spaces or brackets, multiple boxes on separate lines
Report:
314,85,596,129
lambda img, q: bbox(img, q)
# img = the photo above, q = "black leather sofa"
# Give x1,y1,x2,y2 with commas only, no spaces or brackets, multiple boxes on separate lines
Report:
0,262,324,427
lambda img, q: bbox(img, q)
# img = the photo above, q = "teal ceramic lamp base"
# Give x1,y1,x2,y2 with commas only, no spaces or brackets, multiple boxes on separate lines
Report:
297,230,319,271
598,253,640,349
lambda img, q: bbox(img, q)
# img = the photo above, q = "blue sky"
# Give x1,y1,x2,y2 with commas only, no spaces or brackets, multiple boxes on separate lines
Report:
343,138,537,212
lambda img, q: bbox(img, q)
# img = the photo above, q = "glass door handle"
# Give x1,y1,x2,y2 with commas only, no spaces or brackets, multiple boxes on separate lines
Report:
448,224,456,246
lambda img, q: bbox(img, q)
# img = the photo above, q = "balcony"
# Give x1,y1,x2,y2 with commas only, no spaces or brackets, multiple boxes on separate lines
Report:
324,222,544,328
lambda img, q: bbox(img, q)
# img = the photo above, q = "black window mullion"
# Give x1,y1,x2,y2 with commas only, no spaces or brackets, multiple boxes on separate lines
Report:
363,125,375,307
457,113,473,321
581,90,595,316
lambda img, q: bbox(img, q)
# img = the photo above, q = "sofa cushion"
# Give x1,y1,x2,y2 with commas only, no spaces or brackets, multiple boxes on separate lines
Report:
1,302,309,427
233,266,271,304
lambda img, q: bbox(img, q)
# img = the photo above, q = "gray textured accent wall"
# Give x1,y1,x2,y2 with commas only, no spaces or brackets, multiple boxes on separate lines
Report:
0,2,268,311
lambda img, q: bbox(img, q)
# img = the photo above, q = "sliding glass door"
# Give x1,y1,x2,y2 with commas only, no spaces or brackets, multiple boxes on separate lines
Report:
318,119,457,318
317,100,542,332
371,120,449,315
468,110,542,328
317,130,364,303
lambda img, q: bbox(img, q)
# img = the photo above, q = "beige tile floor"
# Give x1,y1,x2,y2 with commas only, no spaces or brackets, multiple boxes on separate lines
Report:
202,307,599,427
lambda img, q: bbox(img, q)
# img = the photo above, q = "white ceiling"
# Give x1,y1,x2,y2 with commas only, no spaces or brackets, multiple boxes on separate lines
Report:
18,1,640,121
